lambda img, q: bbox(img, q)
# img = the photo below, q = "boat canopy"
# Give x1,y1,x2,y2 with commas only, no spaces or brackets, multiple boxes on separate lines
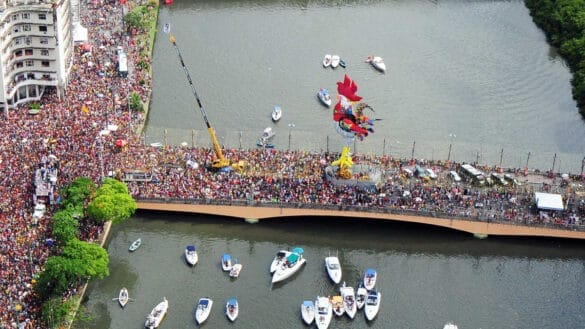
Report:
187,245,196,251
228,298,237,306
303,300,313,307
277,251,287,258
222,254,231,261
292,247,304,254
287,253,300,263
365,268,376,277
199,299,209,306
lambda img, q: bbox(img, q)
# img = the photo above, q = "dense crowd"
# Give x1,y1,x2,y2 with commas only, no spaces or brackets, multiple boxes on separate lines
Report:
1,1,584,329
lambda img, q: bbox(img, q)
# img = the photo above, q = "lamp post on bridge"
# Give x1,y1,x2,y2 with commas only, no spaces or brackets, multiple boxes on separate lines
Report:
447,133,456,161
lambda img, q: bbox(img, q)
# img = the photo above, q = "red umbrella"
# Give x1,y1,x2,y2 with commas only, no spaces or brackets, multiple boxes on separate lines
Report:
115,139,127,147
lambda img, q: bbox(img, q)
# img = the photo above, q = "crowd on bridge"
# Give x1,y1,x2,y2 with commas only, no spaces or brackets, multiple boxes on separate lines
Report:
1,1,585,329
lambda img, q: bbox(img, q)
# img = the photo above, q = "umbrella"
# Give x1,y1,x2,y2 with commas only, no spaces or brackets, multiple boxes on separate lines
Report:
115,139,127,147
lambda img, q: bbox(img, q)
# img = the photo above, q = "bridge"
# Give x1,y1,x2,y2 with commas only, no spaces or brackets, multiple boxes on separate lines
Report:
136,201,585,241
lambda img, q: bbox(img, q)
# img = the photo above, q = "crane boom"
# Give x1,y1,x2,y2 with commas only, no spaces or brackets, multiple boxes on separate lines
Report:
168,34,230,170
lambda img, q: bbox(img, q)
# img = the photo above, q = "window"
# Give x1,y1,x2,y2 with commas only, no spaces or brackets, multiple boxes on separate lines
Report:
25,37,31,45
41,49,49,56
23,25,31,31
26,60,33,67
40,37,48,45
38,13,46,20
15,50,22,57
13,27,19,33
22,13,30,20
41,61,49,67
12,15,17,21
39,26,47,33
16,62,23,68
25,49,33,56
14,38,21,45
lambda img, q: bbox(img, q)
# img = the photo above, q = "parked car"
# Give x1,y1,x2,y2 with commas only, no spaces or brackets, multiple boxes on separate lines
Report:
449,171,462,182
425,168,438,179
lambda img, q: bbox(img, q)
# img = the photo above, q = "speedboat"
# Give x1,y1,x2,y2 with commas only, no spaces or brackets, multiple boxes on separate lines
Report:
331,55,340,68
270,250,291,274
145,297,168,329
271,106,282,122
324,254,342,284
366,55,386,73
301,300,315,325
226,298,238,322
339,58,347,68
330,295,344,317
256,139,275,149
363,268,377,291
323,54,332,68
315,296,332,329
271,247,306,283
230,263,243,278
118,287,129,308
340,281,357,319
221,253,232,271
195,297,213,324
260,127,275,143
185,245,198,266
364,290,381,321
444,323,459,329
317,88,332,107
356,282,367,310
129,238,141,252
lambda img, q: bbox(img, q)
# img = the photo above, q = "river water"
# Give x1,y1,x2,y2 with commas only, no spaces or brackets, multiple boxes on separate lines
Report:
75,1,585,328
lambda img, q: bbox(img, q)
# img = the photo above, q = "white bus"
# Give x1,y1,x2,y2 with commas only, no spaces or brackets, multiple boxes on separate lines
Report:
118,51,128,77
460,164,486,185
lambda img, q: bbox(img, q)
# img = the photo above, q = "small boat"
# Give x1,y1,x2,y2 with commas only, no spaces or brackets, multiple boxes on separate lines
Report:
229,262,243,278
221,253,233,271
322,54,332,68
145,297,168,329
366,55,386,73
330,295,344,317
364,290,381,321
271,106,282,122
363,268,377,291
339,59,347,68
226,298,239,322
117,287,129,308
260,127,275,143
331,55,340,68
324,254,342,284
270,250,291,274
195,297,213,324
340,282,357,319
271,247,306,283
315,296,332,329
444,323,459,329
301,300,315,325
356,282,368,310
317,88,332,107
129,238,141,252
185,245,198,266
256,139,275,148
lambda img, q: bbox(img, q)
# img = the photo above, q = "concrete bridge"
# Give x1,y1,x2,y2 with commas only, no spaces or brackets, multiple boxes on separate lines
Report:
136,202,585,241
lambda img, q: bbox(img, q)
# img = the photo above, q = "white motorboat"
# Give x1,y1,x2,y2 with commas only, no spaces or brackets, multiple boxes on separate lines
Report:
260,127,275,143
340,281,357,319
366,55,386,73
364,290,381,321
363,268,377,291
444,323,459,329
129,238,141,252
185,245,198,266
322,54,332,68
330,295,344,317
118,287,129,308
226,298,239,322
331,55,340,68
356,282,368,310
301,300,315,325
221,253,232,271
145,297,168,329
317,88,332,107
195,297,213,324
269,249,291,274
229,263,243,278
271,106,282,122
315,296,332,329
271,247,306,283
324,254,342,284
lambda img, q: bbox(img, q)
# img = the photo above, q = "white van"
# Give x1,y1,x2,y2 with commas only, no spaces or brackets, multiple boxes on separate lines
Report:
449,170,462,182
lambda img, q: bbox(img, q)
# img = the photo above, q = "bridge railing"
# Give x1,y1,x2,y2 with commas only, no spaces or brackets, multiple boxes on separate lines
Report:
134,197,585,233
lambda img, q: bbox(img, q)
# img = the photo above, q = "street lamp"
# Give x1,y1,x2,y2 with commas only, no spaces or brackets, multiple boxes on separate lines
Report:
447,133,456,161
288,123,295,150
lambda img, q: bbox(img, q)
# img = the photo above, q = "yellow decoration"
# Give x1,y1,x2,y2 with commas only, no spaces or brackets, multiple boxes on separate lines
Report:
331,146,353,179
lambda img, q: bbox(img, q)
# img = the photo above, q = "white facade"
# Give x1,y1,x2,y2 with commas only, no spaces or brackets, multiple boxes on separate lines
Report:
0,0,73,114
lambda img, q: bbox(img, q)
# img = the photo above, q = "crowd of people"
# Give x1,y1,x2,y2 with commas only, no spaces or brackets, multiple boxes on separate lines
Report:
1,1,584,329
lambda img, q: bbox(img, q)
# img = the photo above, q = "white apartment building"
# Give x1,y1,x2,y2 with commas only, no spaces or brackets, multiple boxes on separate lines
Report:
0,0,73,115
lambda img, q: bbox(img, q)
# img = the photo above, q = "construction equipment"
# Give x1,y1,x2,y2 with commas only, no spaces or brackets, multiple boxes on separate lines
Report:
168,31,243,172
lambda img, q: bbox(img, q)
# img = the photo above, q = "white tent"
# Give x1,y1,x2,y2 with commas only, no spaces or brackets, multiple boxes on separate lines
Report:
534,192,564,211
72,22,88,43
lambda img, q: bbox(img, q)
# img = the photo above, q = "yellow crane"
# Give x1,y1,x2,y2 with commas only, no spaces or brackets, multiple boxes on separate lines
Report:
167,30,244,172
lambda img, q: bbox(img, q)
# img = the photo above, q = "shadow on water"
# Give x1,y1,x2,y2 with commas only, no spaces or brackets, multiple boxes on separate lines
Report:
134,210,585,260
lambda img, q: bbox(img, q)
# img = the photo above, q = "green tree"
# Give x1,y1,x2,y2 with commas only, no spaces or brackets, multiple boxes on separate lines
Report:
129,92,144,112
60,177,96,209
87,178,136,224
41,296,78,329
61,239,109,279
124,9,147,31
51,210,79,244
35,256,76,298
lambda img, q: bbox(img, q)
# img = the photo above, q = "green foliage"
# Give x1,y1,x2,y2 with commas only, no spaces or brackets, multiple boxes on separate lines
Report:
35,256,76,299
129,92,144,112
51,210,79,244
87,178,136,224
41,296,78,329
124,9,147,31
525,0,585,117
61,239,109,279
60,177,96,208
29,102,41,110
